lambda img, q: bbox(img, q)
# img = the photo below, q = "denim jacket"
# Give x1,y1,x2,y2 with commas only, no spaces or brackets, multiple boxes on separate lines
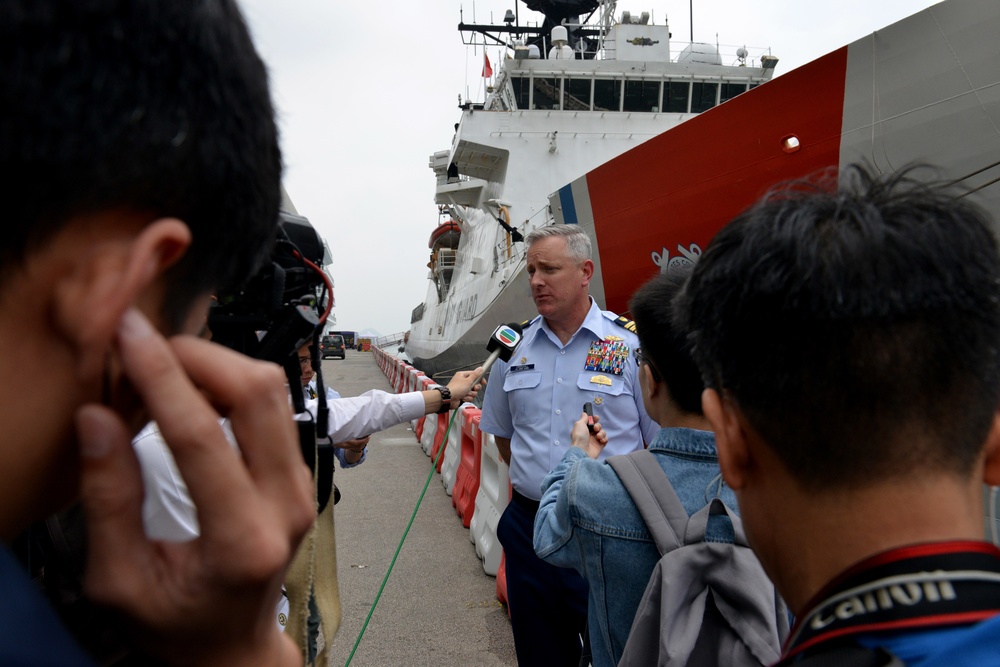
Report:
533,428,738,667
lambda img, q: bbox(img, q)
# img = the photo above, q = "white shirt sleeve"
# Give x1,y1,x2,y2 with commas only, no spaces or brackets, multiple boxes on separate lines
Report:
321,389,426,442
134,421,200,542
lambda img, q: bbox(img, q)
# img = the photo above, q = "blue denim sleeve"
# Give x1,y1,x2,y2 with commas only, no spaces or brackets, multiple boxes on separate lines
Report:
336,446,367,468
533,447,590,569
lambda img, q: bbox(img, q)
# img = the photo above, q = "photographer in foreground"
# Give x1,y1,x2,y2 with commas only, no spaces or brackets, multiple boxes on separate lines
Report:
678,165,1000,665
1,2,311,666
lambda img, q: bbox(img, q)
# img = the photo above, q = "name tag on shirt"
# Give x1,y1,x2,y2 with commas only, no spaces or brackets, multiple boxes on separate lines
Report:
510,364,535,373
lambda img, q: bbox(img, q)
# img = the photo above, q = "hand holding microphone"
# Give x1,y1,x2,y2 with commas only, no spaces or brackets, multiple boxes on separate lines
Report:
436,323,524,412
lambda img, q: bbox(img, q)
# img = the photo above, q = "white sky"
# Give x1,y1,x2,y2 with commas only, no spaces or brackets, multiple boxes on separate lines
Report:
238,0,941,336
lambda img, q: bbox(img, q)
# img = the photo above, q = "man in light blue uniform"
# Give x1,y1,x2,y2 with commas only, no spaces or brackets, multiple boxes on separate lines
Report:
480,225,658,667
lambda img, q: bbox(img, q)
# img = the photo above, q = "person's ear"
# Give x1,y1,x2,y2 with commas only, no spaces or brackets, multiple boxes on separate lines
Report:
52,218,191,379
642,363,661,399
580,259,594,285
702,388,752,491
982,409,1000,486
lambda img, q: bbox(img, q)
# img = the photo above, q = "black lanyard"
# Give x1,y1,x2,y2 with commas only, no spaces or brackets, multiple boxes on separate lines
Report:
780,541,1000,663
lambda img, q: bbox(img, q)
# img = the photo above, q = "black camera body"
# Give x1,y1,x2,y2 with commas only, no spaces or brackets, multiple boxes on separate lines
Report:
209,210,335,510
209,210,329,365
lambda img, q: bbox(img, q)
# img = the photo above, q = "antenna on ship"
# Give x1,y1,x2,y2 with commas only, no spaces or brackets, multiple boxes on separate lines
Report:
689,0,693,42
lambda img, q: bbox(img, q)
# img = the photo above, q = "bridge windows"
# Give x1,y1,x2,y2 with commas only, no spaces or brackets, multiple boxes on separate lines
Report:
504,72,754,114
563,78,592,111
691,82,719,113
664,81,690,113
593,79,618,111
624,79,661,112
510,76,531,109
532,77,561,109
721,82,749,103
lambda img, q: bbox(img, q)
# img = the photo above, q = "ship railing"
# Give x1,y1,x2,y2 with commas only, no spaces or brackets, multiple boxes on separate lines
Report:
375,332,407,348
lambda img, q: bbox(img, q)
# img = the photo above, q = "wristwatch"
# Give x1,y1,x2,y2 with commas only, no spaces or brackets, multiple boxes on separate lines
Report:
434,385,452,413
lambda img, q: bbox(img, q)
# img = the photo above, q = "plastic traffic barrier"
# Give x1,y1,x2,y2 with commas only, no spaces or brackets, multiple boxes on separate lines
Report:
452,409,484,528
428,411,451,472
394,361,409,394
440,403,474,496
416,377,440,451
469,430,510,575
421,411,449,458
406,368,425,431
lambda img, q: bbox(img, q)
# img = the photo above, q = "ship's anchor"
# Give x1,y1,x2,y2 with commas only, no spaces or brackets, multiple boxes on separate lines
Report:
652,243,703,273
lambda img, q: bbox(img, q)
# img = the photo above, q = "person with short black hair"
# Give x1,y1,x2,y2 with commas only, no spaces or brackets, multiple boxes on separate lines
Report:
0,2,311,665
678,164,1000,665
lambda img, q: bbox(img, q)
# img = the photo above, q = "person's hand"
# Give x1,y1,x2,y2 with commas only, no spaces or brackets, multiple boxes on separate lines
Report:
334,435,370,452
447,366,484,407
76,308,313,667
571,411,608,459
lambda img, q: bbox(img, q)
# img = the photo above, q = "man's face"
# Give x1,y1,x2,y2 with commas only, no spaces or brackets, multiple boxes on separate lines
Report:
526,236,591,321
297,343,314,387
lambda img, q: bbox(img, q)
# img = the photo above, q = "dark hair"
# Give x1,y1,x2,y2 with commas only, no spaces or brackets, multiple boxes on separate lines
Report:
629,268,704,415
0,0,282,329
676,164,1000,490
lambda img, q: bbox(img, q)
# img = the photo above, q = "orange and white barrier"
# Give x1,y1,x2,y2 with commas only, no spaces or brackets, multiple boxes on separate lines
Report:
406,368,426,432
469,430,510,575
439,403,475,494
452,410,484,529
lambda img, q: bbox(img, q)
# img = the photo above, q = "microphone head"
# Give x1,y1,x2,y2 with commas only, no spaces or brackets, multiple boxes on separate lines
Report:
486,322,523,362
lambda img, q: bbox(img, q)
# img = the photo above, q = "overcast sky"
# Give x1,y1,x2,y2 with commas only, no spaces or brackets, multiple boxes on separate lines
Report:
237,0,941,337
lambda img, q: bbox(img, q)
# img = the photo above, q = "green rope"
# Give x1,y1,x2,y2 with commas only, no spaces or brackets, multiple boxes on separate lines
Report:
343,408,462,666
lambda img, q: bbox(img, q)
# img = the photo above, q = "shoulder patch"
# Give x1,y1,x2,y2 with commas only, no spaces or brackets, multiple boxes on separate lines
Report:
613,315,637,334
522,315,541,329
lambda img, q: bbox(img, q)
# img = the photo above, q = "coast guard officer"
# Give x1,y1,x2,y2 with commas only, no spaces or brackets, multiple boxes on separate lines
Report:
480,225,658,667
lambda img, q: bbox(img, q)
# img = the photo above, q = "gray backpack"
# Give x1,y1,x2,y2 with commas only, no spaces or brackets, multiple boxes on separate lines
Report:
608,450,790,667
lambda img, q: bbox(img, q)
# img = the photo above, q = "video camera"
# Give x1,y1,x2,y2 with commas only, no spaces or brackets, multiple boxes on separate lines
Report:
209,210,336,510
208,210,330,366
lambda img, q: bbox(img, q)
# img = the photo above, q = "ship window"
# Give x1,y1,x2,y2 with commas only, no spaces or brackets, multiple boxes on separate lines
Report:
623,80,660,112
564,78,592,111
664,81,690,113
533,77,561,110
691,82,719,113
720,82,748,103
593,78,618,111
510,76,531,109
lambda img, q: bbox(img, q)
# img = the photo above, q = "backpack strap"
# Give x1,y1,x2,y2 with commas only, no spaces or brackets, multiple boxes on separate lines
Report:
685,496,749,548
608,450,690,555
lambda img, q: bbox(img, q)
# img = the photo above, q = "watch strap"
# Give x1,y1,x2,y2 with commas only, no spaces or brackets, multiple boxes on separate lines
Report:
435,386,452,413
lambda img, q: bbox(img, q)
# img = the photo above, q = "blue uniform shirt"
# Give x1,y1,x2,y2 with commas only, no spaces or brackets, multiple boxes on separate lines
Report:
480,299,659,500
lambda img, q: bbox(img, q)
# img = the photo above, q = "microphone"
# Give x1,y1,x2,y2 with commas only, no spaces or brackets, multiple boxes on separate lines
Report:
472,322,523,385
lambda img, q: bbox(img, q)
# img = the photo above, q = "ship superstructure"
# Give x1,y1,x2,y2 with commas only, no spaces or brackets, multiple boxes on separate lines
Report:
408,0,777,376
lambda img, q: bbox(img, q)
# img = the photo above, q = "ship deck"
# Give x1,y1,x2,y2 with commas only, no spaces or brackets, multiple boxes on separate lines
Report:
322,350,516,666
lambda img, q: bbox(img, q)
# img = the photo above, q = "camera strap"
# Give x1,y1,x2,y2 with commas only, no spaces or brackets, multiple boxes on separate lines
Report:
779,541,1000,663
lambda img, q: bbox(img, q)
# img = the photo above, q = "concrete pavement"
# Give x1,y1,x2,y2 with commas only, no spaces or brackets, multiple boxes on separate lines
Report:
320,350,517,667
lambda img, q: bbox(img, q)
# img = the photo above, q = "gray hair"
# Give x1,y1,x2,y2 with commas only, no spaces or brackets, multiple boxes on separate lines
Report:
525,225,592,264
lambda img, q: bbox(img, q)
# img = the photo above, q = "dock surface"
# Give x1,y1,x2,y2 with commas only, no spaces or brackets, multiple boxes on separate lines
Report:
321,350,516,667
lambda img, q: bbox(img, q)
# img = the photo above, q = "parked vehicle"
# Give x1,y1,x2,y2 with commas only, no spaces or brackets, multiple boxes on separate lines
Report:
321,334,346,360
329,330,357,348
